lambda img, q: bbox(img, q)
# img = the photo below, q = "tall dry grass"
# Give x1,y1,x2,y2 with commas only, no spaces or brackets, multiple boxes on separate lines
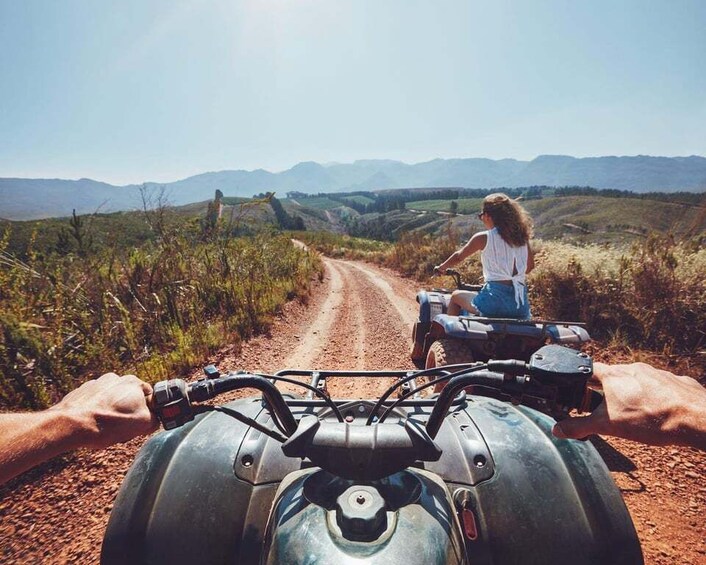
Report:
0,229,322,409
290,230,390,260
530,236,706,356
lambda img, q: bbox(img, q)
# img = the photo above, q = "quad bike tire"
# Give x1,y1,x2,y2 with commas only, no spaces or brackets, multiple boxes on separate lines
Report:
425,339,474,369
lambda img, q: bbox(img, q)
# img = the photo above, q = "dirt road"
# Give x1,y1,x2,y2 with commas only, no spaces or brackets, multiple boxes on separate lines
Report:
1,256,704,563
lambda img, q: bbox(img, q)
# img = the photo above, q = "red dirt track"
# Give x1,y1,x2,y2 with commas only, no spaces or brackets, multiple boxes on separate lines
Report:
1,255,704,563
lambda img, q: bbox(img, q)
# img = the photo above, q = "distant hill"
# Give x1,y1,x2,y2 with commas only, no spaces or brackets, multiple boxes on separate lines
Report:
2,154,705,220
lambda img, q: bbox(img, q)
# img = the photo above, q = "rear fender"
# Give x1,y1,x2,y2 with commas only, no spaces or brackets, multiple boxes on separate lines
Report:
429,315,491,341
422,316,490,357
417,291,448,323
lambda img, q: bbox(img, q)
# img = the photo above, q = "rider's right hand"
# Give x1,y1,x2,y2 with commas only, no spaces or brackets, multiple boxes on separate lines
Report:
553,362,706,450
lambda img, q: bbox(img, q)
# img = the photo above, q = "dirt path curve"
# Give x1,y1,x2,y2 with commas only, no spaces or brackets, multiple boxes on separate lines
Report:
1,254,704,564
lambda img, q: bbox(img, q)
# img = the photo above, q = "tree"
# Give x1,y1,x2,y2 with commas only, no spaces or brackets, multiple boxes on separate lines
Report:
68,209,93,256
201,190,223,239
55,228,72,255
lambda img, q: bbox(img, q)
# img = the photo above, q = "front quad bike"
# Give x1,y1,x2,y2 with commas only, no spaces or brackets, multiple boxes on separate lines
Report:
102,345,642,564
411,269,591,369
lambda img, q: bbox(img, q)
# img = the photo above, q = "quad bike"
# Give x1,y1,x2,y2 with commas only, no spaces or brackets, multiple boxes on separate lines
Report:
101,345,643,564
411,269,591,370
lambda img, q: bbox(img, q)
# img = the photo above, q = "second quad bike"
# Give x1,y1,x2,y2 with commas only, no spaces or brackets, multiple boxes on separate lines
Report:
101,345,642,564
411,269,591,369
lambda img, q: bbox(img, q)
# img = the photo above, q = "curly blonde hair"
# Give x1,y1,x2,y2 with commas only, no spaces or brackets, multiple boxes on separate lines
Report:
482,193,534,247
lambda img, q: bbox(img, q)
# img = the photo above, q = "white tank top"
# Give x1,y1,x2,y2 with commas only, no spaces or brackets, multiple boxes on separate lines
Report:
481,228,528,308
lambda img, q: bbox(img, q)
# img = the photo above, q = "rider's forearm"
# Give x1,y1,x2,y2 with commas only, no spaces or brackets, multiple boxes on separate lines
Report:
438,251,460,270
0,409,88,485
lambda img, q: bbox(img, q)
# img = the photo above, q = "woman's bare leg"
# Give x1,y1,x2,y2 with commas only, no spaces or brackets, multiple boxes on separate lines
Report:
448,290,480,316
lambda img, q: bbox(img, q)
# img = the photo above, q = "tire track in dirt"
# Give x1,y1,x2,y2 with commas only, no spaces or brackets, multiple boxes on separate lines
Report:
310,258,417,398
282,259,346,369
345,261,418,328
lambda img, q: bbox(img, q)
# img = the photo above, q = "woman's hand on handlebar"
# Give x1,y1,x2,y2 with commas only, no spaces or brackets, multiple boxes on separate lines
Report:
553,362,706,450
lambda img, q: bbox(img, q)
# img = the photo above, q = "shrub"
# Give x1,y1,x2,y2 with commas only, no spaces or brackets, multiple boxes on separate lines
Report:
530,236,706,355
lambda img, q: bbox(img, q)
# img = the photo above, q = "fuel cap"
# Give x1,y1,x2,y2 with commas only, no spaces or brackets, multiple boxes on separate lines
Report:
335,485,387,542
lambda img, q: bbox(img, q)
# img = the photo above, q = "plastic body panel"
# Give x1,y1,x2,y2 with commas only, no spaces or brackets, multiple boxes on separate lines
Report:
452,396,641,564
102,395,641,564
431,314,589,344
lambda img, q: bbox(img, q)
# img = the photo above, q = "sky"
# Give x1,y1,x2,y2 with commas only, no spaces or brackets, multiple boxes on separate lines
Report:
1,0,705,185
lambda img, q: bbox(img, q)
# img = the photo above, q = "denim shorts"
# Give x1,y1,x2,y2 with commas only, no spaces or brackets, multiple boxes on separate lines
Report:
472,281,531,319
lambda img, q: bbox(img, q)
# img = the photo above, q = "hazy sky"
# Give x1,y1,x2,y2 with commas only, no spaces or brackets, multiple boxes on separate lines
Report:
1,0,704,185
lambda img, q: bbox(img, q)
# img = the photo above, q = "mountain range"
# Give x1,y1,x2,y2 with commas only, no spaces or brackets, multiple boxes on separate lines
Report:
2,154,705,220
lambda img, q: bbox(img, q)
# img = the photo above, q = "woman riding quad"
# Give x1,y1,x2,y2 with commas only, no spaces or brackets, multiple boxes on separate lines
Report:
435,192,535,318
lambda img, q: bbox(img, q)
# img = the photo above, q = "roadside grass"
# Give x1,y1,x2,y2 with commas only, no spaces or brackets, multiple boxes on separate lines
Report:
530,237,706,357
0,228,323,409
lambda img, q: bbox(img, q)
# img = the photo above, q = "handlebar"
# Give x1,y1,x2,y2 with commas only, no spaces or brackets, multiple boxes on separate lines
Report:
152,373,297,434
433,268,483,291
149,345,602,480
152,345,601,433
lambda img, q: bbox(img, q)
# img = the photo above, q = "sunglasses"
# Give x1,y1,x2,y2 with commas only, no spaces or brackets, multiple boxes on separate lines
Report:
477,211,487,220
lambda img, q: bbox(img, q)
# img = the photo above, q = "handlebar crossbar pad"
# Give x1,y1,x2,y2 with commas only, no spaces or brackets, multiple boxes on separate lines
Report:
282,416,442,481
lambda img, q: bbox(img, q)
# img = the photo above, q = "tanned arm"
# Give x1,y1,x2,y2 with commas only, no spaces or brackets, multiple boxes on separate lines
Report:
0,373,158,485
435,232,488,272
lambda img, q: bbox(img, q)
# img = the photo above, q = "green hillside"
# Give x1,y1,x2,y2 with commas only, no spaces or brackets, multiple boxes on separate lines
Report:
403,194,704,243
341,195,375,206
407,198,484,213
523,196,705,241
282,196,342,210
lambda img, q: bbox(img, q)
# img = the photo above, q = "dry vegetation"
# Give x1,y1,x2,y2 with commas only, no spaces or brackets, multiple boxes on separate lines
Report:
530,237,706,358
2,199,704,410
0,222,322,409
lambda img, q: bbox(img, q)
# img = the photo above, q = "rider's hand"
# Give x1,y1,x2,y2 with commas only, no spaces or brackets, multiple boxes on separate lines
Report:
50,372,159,449
553,362,706,450
0,373,159,485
